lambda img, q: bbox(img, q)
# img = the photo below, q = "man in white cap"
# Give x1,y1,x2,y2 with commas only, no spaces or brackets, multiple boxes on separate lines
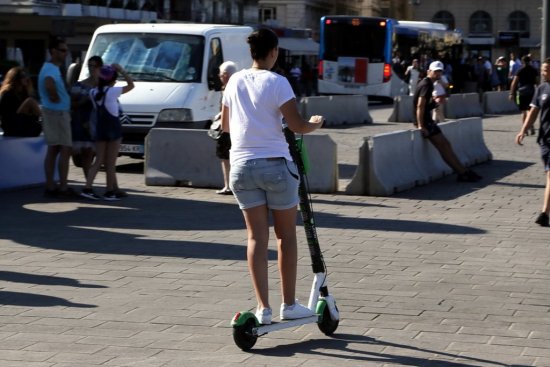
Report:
413,60,482,182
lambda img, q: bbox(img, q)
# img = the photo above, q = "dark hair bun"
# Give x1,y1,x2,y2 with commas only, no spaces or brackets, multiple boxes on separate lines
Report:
247,28,278,61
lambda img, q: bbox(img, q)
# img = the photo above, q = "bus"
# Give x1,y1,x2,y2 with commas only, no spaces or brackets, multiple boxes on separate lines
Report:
317,16,463,98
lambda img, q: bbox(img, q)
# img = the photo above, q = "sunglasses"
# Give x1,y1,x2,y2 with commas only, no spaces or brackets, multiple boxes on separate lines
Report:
56,48,69,53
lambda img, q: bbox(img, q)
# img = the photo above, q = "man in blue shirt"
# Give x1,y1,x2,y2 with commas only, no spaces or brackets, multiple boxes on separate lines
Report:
38,36,73,197
516,58,550,226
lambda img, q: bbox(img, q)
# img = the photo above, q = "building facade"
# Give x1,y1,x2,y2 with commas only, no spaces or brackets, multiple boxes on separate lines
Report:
0,0,160,76
409,0,542,60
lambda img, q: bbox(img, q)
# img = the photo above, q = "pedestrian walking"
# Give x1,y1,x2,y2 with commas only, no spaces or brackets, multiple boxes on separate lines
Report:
515,58,550,226
510,55,539,135
213,60,237,195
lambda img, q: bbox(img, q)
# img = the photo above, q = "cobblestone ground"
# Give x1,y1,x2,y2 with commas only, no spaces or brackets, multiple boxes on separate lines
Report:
1,106,549,366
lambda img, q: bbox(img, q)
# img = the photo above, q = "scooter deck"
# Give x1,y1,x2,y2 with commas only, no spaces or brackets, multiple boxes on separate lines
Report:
253,315,319,336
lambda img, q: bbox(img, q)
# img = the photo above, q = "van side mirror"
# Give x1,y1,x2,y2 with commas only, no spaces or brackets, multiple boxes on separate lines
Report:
66,62,82,86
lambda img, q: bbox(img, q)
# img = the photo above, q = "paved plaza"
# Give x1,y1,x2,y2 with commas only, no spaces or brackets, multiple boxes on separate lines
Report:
2,106,550,366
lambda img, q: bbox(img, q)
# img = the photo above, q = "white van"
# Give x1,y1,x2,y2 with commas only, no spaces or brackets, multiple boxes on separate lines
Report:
79,23,253,156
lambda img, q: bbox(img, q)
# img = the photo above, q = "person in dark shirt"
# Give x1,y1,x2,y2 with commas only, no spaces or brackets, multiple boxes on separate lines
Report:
515,58,550,226
0,66,41,137
510,55,539,135
413,61,482,183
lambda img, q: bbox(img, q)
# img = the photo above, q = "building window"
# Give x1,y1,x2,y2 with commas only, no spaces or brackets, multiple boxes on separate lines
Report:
432,11,455,30
432,10,455,29
469,10,492,34
259,7,276,23
508,11,529,33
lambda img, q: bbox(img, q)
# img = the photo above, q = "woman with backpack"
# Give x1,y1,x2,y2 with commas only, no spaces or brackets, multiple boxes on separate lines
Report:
80,64,134,201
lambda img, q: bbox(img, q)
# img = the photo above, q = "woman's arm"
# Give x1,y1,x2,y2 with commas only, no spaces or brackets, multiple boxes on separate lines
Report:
112,64,134,94
280,98,323,134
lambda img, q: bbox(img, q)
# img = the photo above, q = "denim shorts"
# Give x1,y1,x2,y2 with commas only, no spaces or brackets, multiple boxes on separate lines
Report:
229,157,300,210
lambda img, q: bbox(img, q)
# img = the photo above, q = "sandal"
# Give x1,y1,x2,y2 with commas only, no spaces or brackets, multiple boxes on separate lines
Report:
215,188,232,195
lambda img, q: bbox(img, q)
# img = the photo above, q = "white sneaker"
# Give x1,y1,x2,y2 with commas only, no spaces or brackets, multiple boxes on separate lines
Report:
255,307,272,325
280,300,315,320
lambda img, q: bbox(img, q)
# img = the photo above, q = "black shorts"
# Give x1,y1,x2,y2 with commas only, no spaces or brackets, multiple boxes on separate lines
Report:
414,121,442,138
216,132,231,159
518,93,534,111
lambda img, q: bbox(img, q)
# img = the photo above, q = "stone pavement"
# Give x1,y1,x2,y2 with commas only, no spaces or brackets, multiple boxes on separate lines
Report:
2,106,550,367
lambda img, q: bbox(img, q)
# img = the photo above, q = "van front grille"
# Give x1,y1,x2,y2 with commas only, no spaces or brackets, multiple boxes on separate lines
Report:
121,113,156,126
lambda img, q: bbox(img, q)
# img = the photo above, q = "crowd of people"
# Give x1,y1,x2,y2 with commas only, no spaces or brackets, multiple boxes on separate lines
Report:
0,36,134,201
398,51,550,227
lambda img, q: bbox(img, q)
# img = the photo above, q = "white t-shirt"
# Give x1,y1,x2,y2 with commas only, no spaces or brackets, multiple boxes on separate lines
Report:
90,86,123,117
432,75,448,97
222,69,296,165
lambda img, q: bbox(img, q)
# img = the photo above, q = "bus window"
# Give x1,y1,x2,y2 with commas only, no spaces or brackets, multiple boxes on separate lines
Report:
321,19,386,63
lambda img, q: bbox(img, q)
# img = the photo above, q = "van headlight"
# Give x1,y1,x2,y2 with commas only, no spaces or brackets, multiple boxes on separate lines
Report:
157,108,193,122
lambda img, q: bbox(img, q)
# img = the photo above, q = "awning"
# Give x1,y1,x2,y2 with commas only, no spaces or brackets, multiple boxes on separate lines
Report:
520,38,541,48
278,37,319,56
464,37,495,45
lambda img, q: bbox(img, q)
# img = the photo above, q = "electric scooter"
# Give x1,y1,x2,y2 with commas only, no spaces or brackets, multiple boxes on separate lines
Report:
231,125,340,351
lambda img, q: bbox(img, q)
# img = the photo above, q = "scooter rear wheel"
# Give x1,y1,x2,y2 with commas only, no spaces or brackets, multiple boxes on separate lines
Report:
233,318,257,351
318,303,339,335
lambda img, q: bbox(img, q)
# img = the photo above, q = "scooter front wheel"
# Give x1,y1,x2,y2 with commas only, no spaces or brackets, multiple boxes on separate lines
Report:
318,302,339,335
233,317,258,350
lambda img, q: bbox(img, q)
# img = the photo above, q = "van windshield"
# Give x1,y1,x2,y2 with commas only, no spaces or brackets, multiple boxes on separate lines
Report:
87,32,204,82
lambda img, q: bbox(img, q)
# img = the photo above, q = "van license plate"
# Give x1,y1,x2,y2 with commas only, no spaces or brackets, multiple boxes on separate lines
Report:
119,144,144,154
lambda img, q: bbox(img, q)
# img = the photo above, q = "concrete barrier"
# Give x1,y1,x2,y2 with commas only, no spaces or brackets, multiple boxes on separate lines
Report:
388,93,482,123
483,91,519,114
445,93,483,119
411,128,452,182
366,129,421,196
145,129,338,193
0,135,48,190
438,121,470,166
345,137,369,195
345,117,492,196
299,95,372,126
387,95,415,123
456,117,493,164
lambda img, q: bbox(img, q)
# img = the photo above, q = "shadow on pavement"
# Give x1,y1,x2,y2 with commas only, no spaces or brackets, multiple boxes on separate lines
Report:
394,160,532,201
1,191,273,260
0,291,96,308
1,186,483,259
0,271,107,288
253,333,527,367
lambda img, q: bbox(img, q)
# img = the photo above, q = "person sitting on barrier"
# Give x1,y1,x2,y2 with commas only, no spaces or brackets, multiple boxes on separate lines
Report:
213,60,237,195
221,28,324,325
515,58,550,227
414,61,482,183
0,66,42,137
510,55,539,136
